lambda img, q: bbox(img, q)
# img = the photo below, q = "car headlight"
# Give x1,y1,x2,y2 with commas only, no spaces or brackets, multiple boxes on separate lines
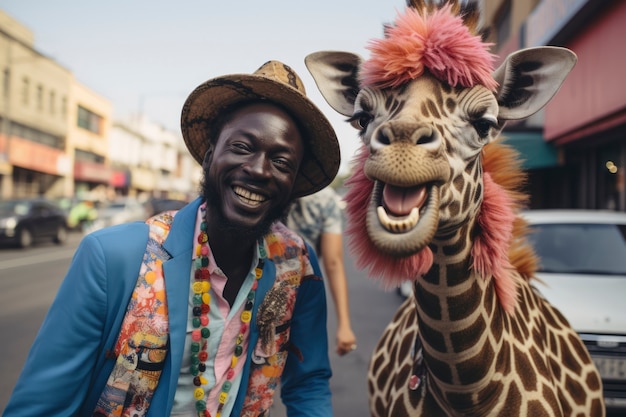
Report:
1,217,18,230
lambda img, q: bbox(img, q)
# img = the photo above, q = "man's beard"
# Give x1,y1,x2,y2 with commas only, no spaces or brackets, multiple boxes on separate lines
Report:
200,176,292,240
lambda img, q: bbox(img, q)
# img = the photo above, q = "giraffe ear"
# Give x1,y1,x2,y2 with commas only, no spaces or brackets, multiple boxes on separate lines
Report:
305,51,363,117
494,46,577,121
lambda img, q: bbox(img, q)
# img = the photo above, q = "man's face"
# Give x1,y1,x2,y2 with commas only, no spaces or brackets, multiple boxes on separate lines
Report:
202,102,305,237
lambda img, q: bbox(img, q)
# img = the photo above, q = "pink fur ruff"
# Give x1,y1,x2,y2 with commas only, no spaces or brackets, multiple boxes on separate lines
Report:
344,148,518,312
344,146,434,289
360,5,498,91
472,172,517,313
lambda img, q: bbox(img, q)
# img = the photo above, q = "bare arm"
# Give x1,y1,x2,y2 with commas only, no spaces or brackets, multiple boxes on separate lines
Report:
319,231,357,356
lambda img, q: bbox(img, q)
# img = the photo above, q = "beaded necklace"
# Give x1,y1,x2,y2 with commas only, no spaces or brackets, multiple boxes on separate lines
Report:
191,211,266,417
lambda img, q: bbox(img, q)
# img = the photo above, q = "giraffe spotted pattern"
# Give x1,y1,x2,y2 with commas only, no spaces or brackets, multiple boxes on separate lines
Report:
306,1,604,416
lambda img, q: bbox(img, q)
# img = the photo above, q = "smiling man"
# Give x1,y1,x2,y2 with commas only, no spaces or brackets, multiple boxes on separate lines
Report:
4,61,340,417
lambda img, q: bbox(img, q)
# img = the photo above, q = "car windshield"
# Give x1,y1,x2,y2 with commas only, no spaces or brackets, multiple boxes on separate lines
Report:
0,201,30,216
527,223,626,275
105,203,126,210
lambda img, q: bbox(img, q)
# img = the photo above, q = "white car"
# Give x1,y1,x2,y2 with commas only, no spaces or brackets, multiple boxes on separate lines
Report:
84,197,148,234
522,209,626,411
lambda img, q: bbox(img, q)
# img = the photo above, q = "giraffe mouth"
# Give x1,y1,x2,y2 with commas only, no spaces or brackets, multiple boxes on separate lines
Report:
377,184,428,233
366,181,440,257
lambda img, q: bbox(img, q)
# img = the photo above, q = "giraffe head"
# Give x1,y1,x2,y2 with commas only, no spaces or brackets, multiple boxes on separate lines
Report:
306,1,576,288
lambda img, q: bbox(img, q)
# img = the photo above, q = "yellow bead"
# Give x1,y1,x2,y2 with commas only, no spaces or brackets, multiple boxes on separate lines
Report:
202,293,211,304
255,268,262,279
199,376,208,385
192,282,204,294
194,387,205,400
196,244,202,256
231,356,238,368
219,392,228,404
202,281,210,292
241,311,251,323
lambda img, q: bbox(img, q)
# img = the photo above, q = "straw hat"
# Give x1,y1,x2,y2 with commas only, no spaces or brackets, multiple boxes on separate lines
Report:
181,60,340,198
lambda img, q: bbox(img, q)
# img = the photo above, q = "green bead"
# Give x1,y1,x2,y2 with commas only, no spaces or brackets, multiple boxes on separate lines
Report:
234,345,243,356
201,327,210,338
193,317,201,328
195,400,206,411
190,364,199,376
191,354,199,365
247,292,255,301
222,381,232,392
191,342,200,352
193,294,202,304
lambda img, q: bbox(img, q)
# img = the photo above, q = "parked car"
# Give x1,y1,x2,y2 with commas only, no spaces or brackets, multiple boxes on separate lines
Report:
85,197,148,234
0,198,68,248
144,197,187,217
522,209,626,411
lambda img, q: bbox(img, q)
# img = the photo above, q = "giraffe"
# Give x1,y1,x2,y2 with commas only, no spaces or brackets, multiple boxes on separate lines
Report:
305,1,605,416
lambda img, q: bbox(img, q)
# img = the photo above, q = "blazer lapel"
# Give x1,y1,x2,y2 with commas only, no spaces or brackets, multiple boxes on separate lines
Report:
152,198,200,414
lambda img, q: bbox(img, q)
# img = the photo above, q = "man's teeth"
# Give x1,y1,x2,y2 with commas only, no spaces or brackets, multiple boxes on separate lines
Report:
234,186,266,206
377,206,419,233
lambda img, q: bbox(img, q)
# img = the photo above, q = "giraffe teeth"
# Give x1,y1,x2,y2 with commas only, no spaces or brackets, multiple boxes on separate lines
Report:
377,206,419,233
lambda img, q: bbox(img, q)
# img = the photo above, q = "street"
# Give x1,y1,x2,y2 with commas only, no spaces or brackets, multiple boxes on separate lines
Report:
0,231,403,415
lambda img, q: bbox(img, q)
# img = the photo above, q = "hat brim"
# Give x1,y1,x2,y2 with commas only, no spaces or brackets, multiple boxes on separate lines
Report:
181,74,340,198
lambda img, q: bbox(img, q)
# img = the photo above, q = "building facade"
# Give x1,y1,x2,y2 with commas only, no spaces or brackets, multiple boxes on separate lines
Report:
0,10,72,198
481,0,625,211
0,9,200,203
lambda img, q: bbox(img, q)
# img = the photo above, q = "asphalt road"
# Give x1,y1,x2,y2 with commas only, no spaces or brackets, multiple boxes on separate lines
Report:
0,230,403,415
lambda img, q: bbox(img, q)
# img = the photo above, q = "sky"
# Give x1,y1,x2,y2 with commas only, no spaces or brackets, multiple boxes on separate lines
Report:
1,0,408,175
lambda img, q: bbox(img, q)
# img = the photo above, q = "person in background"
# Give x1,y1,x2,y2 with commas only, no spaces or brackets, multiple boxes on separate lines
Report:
4,60,340,417
67,199,98,231
286,186,358,356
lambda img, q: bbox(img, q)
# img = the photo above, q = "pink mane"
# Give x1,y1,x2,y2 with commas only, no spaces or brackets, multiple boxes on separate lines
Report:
344,148,518,313
472,172,517,313
360,5,498,91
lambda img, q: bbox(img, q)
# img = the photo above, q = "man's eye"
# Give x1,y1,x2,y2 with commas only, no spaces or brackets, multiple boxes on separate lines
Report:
232,143,251,152
273,158,294,172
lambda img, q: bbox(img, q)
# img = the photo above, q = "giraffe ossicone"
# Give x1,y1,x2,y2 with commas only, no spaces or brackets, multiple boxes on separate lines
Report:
306,1,605,416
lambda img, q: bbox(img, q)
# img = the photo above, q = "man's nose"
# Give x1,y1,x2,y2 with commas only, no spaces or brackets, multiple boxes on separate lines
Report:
244,154,272,178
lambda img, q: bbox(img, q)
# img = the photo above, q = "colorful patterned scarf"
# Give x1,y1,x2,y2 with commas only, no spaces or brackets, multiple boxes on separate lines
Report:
93,212,315,417
93,213,174,417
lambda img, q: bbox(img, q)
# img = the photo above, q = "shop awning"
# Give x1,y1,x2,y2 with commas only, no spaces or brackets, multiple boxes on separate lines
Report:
500,131,558,170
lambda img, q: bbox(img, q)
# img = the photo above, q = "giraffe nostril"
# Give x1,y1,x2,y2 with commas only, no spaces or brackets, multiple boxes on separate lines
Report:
416,133,436,145
377,130,391,146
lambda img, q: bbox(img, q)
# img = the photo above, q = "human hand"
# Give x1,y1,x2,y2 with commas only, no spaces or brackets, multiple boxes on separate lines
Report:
336,327,357,356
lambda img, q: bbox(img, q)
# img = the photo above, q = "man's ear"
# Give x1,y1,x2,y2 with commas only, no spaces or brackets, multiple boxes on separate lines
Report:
202,145,213,170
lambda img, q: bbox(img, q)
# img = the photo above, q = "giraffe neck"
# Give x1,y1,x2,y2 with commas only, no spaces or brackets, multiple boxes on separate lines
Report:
416,222,504,408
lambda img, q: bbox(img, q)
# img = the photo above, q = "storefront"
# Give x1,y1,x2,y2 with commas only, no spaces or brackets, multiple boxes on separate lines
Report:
525,0,626,210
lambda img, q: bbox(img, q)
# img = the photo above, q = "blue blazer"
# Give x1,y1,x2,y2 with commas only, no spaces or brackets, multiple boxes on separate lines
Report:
3,198,332,416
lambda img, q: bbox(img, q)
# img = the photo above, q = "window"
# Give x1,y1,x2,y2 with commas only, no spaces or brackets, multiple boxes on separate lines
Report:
528,223,626,275
36,84,44,111
2,69,8,97
8,120,64,149
49,90,56,115
21,77,29,106
77,105,103,134
61,96,67,119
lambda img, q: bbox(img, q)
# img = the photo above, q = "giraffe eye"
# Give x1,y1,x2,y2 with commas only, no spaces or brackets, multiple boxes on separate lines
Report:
472,117,497,138
348,111,373,130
